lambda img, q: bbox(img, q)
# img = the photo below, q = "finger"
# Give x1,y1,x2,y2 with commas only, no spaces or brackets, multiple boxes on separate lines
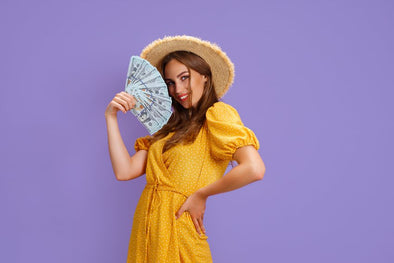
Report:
121,91,135,101
112,99,127,112
121,93,137,109
124,93,137,106
116,93,133,110
175,208,184,220
197,217,206,234
113,96,132,112
119,91,133,101
111,101,127,113
130,96,137,108
192,216,201,235
114,94,128,106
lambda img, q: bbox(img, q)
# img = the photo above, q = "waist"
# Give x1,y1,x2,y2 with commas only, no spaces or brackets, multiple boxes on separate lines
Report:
145,183,188,198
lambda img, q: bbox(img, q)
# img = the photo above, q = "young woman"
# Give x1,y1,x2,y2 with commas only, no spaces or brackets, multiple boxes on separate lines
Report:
105,35,266,263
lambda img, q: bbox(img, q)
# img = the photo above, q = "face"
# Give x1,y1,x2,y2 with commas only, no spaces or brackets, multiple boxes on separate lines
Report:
164,59,207,109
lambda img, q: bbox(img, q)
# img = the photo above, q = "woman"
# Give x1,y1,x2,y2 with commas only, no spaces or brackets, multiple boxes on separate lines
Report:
105,35,266,263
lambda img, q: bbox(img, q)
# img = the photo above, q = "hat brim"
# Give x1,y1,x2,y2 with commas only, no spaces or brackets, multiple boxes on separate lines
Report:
140,35,234,99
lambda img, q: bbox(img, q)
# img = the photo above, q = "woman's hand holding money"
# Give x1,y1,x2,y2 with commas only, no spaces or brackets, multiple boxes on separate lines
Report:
105,91,137,118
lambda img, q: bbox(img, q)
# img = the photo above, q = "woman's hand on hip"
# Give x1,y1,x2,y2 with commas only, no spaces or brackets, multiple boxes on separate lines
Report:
175,191,208,235
105,91,137,118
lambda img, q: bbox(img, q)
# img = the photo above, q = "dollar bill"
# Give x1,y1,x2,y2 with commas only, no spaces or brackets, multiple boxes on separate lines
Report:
125,56,173,135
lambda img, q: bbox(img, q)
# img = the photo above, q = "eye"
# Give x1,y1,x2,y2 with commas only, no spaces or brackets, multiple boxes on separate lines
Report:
165,81,174,87
181,75,189,81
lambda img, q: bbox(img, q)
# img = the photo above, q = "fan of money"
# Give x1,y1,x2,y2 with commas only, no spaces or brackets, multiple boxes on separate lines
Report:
125,56,173,135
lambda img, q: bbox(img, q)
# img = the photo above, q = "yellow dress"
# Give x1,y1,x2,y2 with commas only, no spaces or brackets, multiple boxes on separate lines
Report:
126,102,260,263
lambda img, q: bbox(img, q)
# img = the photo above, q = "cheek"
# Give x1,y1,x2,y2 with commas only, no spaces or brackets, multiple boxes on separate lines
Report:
192,80,205,95
168,87,175,97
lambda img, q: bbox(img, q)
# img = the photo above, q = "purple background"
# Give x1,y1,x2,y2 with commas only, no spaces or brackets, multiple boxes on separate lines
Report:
1,0,393,262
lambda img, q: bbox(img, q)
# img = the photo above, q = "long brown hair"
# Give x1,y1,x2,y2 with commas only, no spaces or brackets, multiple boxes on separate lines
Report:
149,51,218,152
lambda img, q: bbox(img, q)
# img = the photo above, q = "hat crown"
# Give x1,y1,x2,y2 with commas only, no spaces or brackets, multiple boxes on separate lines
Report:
140,35,234,99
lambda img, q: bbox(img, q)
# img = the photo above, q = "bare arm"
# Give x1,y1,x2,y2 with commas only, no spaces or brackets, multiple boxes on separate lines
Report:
105,91,148,181
175,145,265,235
197,145,266,197
105,115,147,181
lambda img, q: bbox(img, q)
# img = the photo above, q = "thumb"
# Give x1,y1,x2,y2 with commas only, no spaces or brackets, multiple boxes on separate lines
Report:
175,208,184,220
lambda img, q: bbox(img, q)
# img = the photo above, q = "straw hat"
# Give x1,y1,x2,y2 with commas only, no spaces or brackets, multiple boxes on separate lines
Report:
140,35,234,99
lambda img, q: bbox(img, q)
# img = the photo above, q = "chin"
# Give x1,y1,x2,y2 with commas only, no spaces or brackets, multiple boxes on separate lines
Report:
175,100,192,109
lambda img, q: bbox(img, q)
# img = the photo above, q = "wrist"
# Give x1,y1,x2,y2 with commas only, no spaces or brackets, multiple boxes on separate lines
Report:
196,188,209,199
105,113,117,120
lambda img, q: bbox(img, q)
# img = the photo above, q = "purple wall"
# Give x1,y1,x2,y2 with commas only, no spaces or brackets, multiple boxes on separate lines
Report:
1,0,393,262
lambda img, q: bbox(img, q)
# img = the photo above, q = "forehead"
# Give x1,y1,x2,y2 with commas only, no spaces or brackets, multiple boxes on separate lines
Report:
164,59,188,76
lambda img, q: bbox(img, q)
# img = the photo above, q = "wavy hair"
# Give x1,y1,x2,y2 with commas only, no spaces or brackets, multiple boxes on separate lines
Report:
148,51,219,153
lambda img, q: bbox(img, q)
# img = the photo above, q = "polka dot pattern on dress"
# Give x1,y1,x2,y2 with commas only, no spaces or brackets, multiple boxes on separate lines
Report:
127,101,260,263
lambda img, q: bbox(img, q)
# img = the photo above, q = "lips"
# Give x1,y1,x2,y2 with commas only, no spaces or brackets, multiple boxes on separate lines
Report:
178,93,189,102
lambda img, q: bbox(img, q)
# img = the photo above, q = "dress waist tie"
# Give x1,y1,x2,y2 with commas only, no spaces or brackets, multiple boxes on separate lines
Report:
143,182,189,262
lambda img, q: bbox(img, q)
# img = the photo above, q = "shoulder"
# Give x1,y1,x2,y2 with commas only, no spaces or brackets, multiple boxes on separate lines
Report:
134,135,152,152
206,101,238,114
204,102,260,160
206,101,243,124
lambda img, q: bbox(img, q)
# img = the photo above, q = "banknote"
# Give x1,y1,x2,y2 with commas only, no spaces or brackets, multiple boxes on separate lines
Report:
125,56,173,135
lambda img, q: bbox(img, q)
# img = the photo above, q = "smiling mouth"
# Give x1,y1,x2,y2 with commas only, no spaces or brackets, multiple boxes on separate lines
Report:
178,94,189,102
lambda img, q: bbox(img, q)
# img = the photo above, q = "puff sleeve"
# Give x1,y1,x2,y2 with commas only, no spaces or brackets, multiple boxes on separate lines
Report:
205,102,260,160
134,135,152,152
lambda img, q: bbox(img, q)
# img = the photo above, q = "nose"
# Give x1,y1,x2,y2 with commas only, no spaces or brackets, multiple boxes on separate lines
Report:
174,81,187,95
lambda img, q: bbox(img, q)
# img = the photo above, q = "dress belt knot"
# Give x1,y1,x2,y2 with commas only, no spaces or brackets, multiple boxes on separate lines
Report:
145,183,189,199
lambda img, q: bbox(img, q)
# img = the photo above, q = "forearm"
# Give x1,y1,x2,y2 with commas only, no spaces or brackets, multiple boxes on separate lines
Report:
197,162,262,198
105,115,131,179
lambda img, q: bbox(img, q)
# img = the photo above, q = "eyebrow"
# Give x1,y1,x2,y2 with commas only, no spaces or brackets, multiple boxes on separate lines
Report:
164,70,189,81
